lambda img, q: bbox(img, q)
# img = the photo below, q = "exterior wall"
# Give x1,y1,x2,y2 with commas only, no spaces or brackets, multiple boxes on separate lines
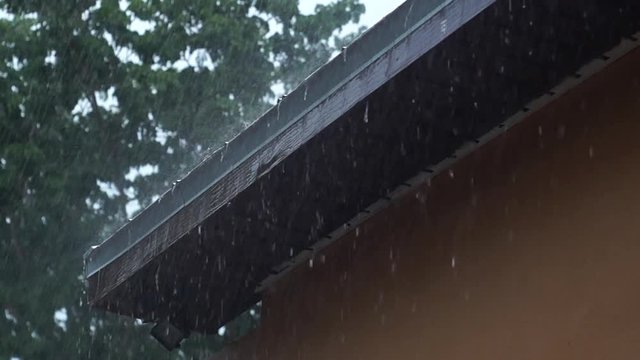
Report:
215,48,640,359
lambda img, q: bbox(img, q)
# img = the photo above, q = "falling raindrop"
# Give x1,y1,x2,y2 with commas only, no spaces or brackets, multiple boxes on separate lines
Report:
440,19,447,34
451,256,456,268
342,46,348,62
588,146,595,158
404,2,414,29
308,258,314,268
557,124,566,139
303,85,308,101
363,101,369,123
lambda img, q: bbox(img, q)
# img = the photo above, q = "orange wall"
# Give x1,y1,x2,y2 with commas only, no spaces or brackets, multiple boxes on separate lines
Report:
215,48,640,359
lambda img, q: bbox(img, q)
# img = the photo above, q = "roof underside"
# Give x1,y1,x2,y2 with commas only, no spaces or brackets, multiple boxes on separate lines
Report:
85,0,640,333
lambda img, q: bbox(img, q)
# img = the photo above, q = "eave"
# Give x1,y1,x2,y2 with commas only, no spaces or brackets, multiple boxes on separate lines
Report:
85,0,640,333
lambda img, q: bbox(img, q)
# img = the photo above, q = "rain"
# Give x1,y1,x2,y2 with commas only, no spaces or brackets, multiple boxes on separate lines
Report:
3,0,640,359
0,0,402,358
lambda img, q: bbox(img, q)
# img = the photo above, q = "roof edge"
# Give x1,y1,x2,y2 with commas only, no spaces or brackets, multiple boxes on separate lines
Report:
85,0,494,277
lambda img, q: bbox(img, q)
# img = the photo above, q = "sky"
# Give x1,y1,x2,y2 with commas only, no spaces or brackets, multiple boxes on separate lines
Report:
299,0,406,28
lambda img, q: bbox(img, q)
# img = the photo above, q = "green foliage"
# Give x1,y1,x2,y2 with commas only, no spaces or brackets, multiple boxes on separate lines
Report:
0,0,364,358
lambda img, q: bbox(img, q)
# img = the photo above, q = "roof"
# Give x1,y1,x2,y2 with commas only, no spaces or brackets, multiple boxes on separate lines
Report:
85,0,640,333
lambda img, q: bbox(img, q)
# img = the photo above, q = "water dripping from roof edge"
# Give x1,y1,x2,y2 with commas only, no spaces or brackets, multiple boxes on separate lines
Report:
404,2,414,29
363,101,369,123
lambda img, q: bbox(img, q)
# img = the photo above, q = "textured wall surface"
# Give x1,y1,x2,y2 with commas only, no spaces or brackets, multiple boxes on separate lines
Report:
214,47,640,360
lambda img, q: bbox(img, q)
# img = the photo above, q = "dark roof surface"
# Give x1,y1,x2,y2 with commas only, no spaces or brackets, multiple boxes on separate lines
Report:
85,0,640,333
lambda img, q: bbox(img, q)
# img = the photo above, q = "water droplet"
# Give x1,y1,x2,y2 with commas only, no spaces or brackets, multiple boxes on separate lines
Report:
448,169,455,179
440,19,447,34
588,146,594,158
308,258,314,268
342,46,348,62
404,2,414,28
451,256,456,268
363,101,369,123
303,85,308,101
557,124,566,139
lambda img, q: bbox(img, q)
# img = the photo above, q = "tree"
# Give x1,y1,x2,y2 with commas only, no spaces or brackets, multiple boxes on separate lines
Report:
0,0,364,358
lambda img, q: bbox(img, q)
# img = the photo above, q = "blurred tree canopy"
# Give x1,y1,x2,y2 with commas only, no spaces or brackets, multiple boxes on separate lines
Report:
0,0,364,358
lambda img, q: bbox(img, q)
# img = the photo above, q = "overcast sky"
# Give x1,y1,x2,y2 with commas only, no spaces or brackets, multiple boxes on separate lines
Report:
299,0,406,28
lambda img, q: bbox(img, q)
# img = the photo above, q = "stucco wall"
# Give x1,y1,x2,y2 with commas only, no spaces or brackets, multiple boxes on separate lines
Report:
215,47,640,360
